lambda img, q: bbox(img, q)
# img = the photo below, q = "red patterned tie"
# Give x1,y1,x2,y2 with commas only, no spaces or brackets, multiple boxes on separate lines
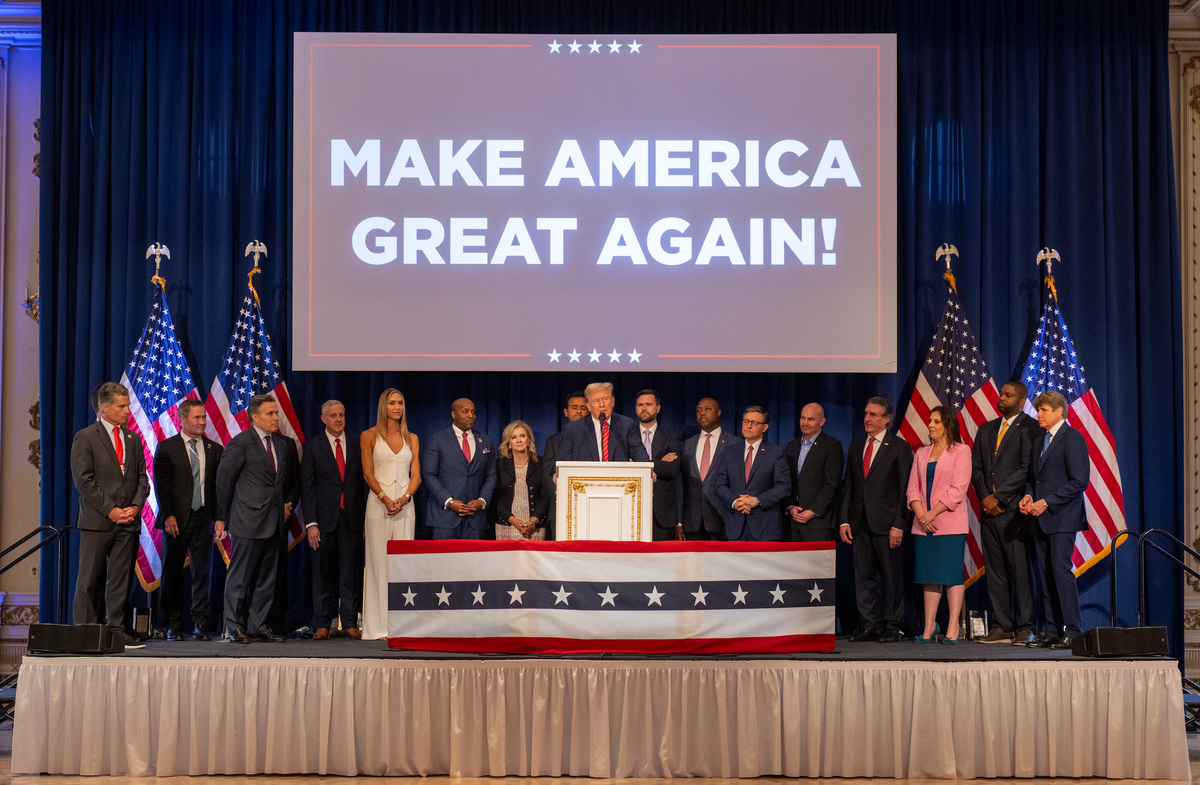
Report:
462,431,472,462
335,437,346,508
113,425,124,470
862,435,874,477
601,421,610,462
744,443,753,482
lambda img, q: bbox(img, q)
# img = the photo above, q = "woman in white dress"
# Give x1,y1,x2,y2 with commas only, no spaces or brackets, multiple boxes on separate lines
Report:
360,388,421,640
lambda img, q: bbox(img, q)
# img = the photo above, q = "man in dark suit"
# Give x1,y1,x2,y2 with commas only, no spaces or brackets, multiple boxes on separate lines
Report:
423,398,498,539
70,381,150,644
215,394,300,643
557,382,650,464
1019,390,1090,649
971,381,1040,645
301,400,365,640
708,406,790,541
682,398,739,541
634,389,684,540
785,403,844,542
839,397,912,642
153,398,222,641
541,390,588,531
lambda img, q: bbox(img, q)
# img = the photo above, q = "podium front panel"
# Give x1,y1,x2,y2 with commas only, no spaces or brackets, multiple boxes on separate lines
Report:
555,461,654,542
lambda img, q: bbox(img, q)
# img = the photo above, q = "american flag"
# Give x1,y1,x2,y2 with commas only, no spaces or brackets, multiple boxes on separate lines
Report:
120,284,201,591
387,540,836,655
204,274,306,562
1021,275,1124,575
898,270,998,585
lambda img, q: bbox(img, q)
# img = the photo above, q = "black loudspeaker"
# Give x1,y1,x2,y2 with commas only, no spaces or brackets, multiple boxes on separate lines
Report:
1071,626,1168,657
28,624,124,654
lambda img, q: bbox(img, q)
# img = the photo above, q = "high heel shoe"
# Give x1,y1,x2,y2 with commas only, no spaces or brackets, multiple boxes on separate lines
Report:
915,622,941,644
941,629,960,645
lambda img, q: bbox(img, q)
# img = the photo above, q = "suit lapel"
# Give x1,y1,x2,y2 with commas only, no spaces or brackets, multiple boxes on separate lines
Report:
1039,425,1065,469
95,421,123,471
993,417,1019,460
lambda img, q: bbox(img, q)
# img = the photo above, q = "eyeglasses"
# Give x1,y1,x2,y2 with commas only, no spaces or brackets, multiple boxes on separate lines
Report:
741,419,766,426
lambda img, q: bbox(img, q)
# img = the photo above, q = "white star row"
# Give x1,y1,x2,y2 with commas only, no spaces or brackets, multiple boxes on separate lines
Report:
398,582,825,608
548,39,642,54
547,348,642,364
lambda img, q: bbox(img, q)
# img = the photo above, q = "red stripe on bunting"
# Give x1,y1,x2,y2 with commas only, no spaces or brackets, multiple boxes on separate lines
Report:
388,633,836,655
387,540,834,555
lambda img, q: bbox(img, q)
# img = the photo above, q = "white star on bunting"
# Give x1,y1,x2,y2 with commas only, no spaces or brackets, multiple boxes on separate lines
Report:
472,586,486,605
645,586,664,606
598,586,618,606
508,584,526,604
552,585,572,605
436,586,452,606
691,585,709,606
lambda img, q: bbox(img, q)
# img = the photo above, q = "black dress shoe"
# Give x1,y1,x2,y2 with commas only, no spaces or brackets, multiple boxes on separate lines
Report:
192,626,211,642
1047,636,1073,650
224,628,251,644
874,629,911,643
165,629,186,641
1011,629,1035,646
1027,632,1055,648
248,628,285,643
848,628,878,642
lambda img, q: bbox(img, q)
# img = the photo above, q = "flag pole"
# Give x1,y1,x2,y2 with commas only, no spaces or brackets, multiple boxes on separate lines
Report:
1036,247,1061,301
145,242,171,292
936,243,959,292
245,240,267,307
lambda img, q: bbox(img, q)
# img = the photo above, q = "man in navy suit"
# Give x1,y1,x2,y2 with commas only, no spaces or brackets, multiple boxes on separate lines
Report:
541,390,588,528
556,382,650,465
301,400,365,639
971,381,1041,645
682,398,739,540
839,397,912,642
423,398,498,539
1019,390,1090,649
153,398,222,641
634,389,684,540
215,394,300,643
708,406,790,541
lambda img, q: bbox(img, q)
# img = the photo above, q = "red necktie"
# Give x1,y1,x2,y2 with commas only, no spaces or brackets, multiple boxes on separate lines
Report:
601,421,610,461
264,435,277,473
335,437,346,508
113,425,124,470
862,436,874,477
462,431,472,462
744,444,754,482
699,433,712,480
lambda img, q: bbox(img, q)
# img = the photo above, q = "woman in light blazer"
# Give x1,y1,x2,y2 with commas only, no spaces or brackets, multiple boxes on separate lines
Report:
906,405,973,644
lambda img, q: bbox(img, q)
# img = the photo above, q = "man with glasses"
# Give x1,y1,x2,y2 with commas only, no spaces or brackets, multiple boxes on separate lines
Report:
708,406,790,541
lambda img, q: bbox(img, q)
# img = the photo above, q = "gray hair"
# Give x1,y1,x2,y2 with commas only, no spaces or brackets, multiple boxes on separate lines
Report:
97,382,129,408
1034,390,1068,413
248,394,276,416
321,399,344,415
866,396,894,421
584,382,614,400
743,405,770,425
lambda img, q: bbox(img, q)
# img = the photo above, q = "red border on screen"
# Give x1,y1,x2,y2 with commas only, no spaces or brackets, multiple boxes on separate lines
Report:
305,41,888,363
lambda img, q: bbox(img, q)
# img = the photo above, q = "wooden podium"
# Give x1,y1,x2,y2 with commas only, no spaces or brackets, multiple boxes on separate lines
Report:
554,461,654,541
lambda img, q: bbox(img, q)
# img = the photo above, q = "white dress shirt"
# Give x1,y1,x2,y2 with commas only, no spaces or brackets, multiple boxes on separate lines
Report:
640,422,657,459
101,417,127,472
863,430,884,472
306,429,349,530
184,434,206,506
695,426,723,473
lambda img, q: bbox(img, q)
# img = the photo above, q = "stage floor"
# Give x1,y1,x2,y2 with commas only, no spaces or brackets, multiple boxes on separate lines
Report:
57,634,1089,662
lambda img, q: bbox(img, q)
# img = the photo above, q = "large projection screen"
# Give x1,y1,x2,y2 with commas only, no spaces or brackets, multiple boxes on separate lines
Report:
294,33,897,372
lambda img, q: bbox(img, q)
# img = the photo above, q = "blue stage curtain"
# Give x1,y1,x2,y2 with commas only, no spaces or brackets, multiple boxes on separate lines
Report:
41,1,1182,653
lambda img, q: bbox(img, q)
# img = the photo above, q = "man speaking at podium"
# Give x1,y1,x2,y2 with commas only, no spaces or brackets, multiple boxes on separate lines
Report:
558,383,650,465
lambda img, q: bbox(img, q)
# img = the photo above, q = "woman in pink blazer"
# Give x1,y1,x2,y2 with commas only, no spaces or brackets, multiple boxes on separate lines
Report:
906,405,973,644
